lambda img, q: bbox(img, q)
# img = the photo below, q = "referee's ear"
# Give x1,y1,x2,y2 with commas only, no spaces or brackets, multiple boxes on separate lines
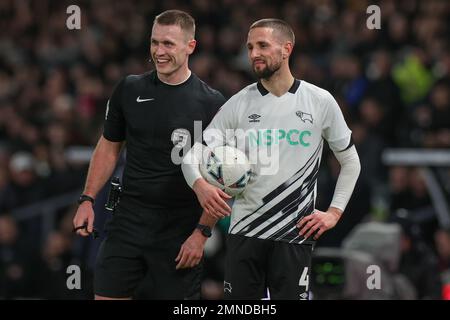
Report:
186,39,197,55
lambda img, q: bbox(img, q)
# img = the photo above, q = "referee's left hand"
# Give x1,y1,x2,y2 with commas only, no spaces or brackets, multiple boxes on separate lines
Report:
296,207,343,240
175,230,206,269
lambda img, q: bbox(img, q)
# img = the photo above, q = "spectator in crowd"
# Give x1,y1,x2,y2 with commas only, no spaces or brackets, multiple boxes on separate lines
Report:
0,215,38,299
0,152,44,212
392,212,442,299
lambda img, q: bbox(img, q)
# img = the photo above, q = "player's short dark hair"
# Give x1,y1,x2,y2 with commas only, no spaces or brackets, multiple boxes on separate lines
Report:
250,18,295,45
154,10,195,39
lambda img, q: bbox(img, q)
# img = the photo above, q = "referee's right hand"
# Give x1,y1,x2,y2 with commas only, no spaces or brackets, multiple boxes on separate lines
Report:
73,202,95,237
193,178,232,219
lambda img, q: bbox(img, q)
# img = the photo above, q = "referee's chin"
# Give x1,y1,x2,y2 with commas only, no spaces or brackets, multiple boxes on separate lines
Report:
155,65,184,80
155,65,173,74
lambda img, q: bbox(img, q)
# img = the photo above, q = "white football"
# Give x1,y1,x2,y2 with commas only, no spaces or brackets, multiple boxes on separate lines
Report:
200,145,252,197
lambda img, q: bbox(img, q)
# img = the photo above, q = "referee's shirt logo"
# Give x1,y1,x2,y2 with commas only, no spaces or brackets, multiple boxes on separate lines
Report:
171,129,189,148
136,96,155,102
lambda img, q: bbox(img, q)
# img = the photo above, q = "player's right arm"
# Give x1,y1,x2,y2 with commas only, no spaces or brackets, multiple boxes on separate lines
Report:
181,133,232,218
73,78,127,236
181,93,244,219
193,177,231,218
73,137,124,236
182,93,241,218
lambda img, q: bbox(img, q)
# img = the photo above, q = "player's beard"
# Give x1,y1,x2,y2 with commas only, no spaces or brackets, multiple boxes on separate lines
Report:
253,59,282,80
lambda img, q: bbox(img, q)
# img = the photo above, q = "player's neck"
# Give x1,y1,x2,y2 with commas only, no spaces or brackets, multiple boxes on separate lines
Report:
158,67,191,85
261,68,294,97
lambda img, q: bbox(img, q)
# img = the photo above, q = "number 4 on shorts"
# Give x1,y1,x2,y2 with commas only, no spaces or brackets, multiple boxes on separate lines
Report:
298,267,309,292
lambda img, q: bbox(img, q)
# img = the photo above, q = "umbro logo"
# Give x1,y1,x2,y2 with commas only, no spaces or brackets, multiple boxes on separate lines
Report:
248,114,261,123
136,96,155,103
299,292,308,300
296,111,313,124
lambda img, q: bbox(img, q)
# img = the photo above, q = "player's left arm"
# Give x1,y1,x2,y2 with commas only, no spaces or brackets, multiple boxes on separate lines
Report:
297,91,361,240
175,211,219,269
297,143,361,240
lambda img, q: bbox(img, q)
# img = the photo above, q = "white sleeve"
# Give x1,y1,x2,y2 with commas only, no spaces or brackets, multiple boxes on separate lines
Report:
203,94,240,148
181,142,204,189
321,92,352,152
181,94,240,189
330,145,361,212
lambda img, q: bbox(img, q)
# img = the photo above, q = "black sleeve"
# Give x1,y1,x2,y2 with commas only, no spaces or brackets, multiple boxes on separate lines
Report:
103,78,126,142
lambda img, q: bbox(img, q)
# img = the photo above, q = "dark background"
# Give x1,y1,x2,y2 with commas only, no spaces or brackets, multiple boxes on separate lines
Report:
0,0,449,299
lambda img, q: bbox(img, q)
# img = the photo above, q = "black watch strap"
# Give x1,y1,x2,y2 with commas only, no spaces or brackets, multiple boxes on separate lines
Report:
78,194,95,205
196,224,212,238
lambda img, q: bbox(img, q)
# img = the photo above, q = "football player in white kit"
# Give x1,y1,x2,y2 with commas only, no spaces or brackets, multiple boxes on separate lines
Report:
182,19,361,299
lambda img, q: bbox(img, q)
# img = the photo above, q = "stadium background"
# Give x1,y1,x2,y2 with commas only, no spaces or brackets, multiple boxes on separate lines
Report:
0,0,449,299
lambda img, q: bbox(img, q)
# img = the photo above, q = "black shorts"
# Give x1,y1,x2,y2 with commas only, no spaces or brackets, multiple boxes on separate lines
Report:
224,234,313,300
94,204,202,299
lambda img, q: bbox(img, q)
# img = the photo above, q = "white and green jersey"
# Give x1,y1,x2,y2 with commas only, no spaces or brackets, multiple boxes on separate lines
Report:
204,79,352,244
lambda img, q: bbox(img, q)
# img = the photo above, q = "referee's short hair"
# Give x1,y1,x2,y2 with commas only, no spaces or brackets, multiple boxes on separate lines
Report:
154,10,195,39
250,19,295,45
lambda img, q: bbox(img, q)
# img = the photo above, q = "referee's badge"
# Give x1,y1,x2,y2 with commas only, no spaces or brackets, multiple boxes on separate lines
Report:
171,128,190,148
296,111,313,124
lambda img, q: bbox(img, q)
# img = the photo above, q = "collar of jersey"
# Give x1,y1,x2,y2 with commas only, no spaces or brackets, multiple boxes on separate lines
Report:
257,79,301,96
155,70,193,86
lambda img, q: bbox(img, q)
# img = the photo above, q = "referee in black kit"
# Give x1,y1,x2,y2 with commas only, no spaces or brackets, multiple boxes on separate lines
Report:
72,10,226,300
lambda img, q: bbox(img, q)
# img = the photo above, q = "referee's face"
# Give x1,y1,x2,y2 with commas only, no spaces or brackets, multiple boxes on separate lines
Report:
247,27,284,80
150,23,195,80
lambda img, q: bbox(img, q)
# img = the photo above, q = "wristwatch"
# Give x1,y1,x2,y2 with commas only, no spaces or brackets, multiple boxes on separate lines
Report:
78,194,95,205
196,224,212,238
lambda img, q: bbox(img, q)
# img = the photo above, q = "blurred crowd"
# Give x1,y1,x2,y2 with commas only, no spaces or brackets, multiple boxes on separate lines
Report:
0,0,449,299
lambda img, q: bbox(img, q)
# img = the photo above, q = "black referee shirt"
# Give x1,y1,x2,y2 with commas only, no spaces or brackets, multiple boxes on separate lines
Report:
103,70,225,210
